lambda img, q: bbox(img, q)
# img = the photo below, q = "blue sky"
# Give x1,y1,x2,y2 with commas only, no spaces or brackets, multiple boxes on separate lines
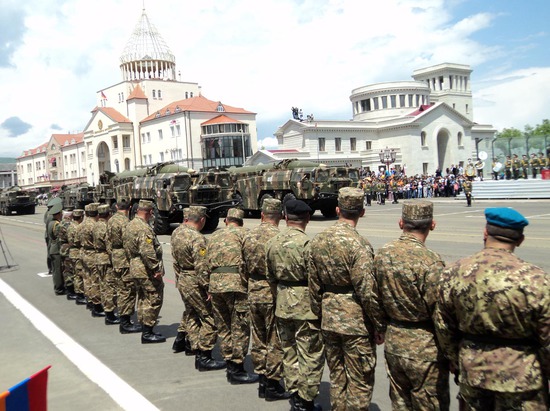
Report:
1,0,549,157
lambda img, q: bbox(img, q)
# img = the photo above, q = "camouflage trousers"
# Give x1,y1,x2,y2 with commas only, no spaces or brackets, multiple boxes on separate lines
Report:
323,330,376,411
50,253,64,293
210,292,250,364
134,275,164,327
277,317,325,402
72,259,84,294
116,267,141,317
385,352,450,411
82,251,101,304
250,301,283,380
96,264,119,313
177,276,217,351
62,256,74,288
459,384,549,411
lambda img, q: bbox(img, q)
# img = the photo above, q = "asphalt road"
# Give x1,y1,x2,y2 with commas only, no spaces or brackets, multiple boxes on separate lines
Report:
0,198,548,410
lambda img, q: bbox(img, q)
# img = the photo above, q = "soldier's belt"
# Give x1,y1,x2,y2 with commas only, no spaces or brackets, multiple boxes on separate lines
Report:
83,247,95,251
323,284,354,294
249,272,267,281
278,279,308,287
462,333,538,348
211,266,239,274
389,318,434,331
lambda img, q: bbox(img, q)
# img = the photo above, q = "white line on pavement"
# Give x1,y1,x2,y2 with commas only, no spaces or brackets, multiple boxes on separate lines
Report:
0,279,159,411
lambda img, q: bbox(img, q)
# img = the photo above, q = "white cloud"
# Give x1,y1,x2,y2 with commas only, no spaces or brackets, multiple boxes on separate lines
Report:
257,137,279,150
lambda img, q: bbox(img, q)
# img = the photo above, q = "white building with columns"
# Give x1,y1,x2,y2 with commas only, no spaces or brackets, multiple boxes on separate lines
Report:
248,63,495,176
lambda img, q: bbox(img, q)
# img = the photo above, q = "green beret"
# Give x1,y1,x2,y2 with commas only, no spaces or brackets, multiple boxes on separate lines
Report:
262,198,282,214
485,207,528,229
50,202,63,215
186,206,208,219
402,201,433,221
338,187,364,211
73,209,84,217
226,208,245,220
139,199,154,210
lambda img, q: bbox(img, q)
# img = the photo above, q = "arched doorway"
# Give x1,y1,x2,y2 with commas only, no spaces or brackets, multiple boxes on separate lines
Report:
97,142,111,174
436,129,451,170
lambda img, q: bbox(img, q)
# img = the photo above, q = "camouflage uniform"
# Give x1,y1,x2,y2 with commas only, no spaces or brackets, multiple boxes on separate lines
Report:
242,200,284,383
67,210,84,298
375,201,449,411
434,208,549,410
463,180,473,207
207,210,250,365
47,203,64,294
266,203,325,404
171,213,217,352
308,188,385,411
80,203,101,305
57,213,74,293
123,210,164,328
93,205,117,314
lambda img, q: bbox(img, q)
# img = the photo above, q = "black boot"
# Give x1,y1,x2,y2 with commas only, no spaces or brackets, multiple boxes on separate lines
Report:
66,285,77,300
86,301,93,310
291,394,322,411
184,335,197,356
228,361,259,385
258,374,266,399
75,293,87,305
172,331,187,353
119,315,142,334
91,304,105,317
265,378,291,402
104,311,120,325
196,350,226,372
141,325,166,344
226,360,235,382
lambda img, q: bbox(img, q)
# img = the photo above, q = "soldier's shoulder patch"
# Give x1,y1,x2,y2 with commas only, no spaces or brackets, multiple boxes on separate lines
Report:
199,248,207,257
146,237,153,244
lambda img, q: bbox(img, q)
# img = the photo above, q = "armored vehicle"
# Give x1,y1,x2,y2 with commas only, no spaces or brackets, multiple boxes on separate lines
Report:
60,183,94,210
0,186,36,215
230,159,355,217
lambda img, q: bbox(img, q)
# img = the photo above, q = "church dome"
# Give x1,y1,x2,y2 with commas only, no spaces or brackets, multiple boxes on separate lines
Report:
119,9,176,81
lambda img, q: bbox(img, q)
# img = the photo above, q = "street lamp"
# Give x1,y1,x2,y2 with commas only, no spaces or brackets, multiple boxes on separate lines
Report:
378,146,396,174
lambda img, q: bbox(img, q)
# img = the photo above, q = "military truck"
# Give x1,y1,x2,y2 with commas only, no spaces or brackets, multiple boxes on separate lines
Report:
0,186,36,215
229,159,355,218
111,162,239,234
60,183,94,210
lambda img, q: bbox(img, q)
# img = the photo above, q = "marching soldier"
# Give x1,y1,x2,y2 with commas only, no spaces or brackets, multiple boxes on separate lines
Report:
107,199,142,334
171,206,226,371
266,199,325,411
512,154,521,180
207,208,258,384
47,201,65,295
363,177,373,206
540,151,549,169
390,177,399,204
504,155,512,180
376,178,386,205
308,188,385,411
68,209,86,305
530,153,540,179
242,198,289,401
80,203,104,317
93,204,119,325
463,178,473,207
57,210,77,300
44,197,62,275
123,200,166,343
434,208,549,410
491,157,499,180
521,154,529,179
375,201,450,410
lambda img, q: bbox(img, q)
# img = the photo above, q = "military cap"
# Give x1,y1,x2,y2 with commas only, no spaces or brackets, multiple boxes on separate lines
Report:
73,209,84,217
338,187,364,211
402,200,433,221
47,196,62,208
50,202,63,215
186,206,208,219
85,203,98,212
138,199,154,210
485,208,528,230
262,198,282,214
226,208,245,220
284,199,312,215
98,204,110,215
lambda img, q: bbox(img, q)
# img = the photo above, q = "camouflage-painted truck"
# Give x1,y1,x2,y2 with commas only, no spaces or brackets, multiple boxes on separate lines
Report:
229,159,357,218
0,186,36,215
111,162,239,234
60,183,94,210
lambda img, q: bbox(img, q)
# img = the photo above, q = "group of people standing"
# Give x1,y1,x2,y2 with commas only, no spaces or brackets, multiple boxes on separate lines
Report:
43,189,549,411
497,152,549,180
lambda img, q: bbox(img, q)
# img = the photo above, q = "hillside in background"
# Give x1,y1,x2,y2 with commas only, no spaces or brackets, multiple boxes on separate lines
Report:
0,158,16,164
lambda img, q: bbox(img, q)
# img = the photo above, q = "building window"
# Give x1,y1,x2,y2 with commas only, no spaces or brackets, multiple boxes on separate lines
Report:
373,98,379,110
152,90,156,99
381,96,388,109
318,138,325,152
335,138,342,152
423,163,429,174
159,152,164,162
143,155,147,164
421,131,427,146
408,95,414,107
465,104,469,114
416,95,421,106
457,132,463,146
123,135,130,148
158,90,162,99
390,95,396,108
350,138,356,152
171,125,181,137
158,129,163,140
185,92,189,99
399,95,405,107
365,141,372,150
147,132,151,143
141,133,146,144
112,136,118,149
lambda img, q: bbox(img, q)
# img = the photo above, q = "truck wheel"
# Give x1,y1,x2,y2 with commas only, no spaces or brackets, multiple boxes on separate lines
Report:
321,206,337,218
153,204,170,235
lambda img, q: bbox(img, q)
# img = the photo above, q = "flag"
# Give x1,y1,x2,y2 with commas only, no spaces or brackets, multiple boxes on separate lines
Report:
100,91,107,100
2,366,51,411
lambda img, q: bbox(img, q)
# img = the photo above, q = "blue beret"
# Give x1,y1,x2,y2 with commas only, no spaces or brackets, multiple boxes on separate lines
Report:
285,199,312,215
485,208,529,230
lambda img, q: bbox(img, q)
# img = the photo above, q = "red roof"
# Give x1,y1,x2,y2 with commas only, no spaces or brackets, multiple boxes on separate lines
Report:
408,104,435,116
18,142,49,159
201,115,243,126
91,107,131,123
52,132,84,147
127,84,147,100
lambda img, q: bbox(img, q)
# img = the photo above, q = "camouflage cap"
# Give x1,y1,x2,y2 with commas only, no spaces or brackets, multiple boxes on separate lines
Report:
262,198,282,214
84,203,98,212
47,196,62,208
50,202,63,215
402,200,433,221
138,199,154,210
98,204,110,215
73,209,84,217
226,208,245,220
338,187,364,211
186,206,208,219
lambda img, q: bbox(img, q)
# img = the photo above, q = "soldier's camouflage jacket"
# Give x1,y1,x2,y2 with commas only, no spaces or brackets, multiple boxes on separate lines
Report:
266,227,317,320
434,247,549,392
123,216,164,279
375,233,445,361
242,222,279,304
79,217,96,252
308,221,385,336
56,218,72,257
207,225,247,293
106,212,129,269
92,218,110,266
171,224,209,290
66,220,80,260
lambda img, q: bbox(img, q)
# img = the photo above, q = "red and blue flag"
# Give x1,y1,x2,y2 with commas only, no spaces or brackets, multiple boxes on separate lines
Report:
0,366,51,411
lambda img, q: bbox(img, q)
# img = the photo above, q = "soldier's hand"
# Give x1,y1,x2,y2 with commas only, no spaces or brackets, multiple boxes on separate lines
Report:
154,271,163,279
374,331,385,345
206,293,211,302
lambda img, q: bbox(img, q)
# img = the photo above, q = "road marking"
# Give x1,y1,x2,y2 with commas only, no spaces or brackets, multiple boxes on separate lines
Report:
434,210,480,217
37,272,52,277
0,279,159,411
